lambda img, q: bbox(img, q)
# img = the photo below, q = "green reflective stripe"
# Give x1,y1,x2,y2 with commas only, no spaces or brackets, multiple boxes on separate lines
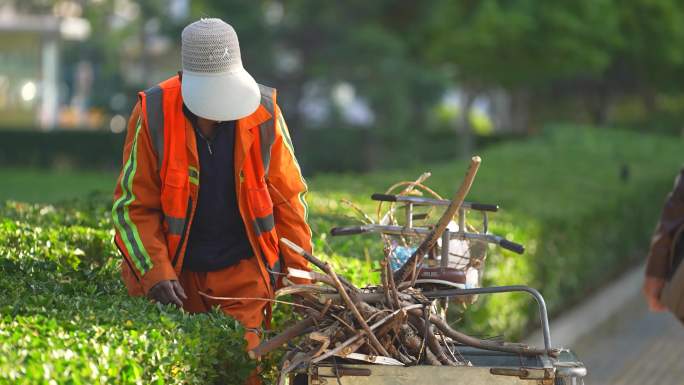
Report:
112,118,144,272
111,116,154,273
278,114,309,220
114,117,153,272
298,190,309,221
165,215,185,235
278,114,295,154
188,166,199,177
188,166,199,185
253,213,275,236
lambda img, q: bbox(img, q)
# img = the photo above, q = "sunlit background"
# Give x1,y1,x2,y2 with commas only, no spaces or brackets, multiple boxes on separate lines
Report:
1,2,684,384
4,0,684,174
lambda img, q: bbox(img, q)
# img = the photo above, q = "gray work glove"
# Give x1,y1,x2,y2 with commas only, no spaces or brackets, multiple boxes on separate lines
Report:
148,280,187,308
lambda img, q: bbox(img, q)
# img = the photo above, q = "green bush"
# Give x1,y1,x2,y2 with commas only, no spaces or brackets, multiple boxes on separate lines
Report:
0,170,116,203
0,128,508,175
307,125,683,338
0,215,254,385
0,198,376,384
1,125,682,383
0,130,124,170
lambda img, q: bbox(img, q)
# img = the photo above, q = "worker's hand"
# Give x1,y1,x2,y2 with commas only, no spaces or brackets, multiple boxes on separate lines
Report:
148,280,187,308
643,276,667,312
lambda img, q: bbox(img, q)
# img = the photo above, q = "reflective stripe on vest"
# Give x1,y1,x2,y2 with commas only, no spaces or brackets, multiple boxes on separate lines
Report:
143,85,165,170
188,165,199,185
253,213,276,236
258,84,276,175
164,214,185,235
112,116,154,274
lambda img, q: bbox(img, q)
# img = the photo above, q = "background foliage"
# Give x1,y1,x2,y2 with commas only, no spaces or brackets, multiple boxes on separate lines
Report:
0,128,512,175
2,1,683,383
6,0,684,167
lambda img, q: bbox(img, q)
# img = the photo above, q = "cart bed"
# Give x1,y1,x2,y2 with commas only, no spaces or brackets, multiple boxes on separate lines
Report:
290,348,585,385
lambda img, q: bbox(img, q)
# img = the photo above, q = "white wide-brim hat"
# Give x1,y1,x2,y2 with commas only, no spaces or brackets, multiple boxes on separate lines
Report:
181,68,260,122
180,18,261,121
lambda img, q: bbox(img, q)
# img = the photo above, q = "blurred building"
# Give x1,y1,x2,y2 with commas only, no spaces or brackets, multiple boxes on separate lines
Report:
0,3,90,130
0,0,189,132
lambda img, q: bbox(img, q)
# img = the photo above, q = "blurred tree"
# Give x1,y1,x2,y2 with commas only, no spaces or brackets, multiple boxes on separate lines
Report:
13,0,684,163
194,0,449,169
611,0,684,118
424,0,621,133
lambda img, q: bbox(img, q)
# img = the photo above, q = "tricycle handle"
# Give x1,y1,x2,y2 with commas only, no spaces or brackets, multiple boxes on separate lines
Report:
499,238,525,254
371,193,499,212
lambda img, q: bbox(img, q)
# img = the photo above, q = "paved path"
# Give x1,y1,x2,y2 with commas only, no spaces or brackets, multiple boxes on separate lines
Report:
571,285,684,385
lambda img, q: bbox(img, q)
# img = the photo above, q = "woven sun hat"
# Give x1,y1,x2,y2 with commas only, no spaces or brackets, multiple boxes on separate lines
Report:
181,18,260,121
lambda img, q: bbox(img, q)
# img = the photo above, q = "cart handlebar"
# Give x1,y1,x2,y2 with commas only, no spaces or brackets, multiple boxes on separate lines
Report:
500,238,525,254
371,193,499,212
329,224,525,254
329,226,368,236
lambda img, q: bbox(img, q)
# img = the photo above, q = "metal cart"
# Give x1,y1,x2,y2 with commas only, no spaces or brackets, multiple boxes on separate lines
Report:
287,193,587,385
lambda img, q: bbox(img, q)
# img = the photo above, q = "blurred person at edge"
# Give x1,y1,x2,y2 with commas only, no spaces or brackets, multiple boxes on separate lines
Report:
644,168,684,312
111,17,312,380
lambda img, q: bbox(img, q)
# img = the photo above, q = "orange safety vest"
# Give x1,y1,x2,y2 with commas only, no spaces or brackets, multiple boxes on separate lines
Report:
112,74,312,296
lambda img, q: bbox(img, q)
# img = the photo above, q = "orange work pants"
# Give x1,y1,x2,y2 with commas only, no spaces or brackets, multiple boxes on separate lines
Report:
178,257,271,350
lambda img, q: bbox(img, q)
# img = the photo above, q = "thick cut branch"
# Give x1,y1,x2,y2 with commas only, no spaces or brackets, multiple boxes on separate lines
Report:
409,314,460,366
281,238,359,292
275,283,336,298
249,318,315,359
318,291,414,305
406,307,558,357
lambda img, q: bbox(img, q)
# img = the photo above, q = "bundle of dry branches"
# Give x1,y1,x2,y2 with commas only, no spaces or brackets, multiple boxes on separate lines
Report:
248,157,556,377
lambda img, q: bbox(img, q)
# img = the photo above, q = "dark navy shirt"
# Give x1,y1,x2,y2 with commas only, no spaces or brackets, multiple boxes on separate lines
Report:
182,105,252,272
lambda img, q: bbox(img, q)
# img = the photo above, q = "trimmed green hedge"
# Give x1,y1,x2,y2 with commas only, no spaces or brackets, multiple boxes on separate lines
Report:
0,199,376,384
0,126,682,383
309,126,683,338
0,130,124,170
0,205,254,385
0,128,511,174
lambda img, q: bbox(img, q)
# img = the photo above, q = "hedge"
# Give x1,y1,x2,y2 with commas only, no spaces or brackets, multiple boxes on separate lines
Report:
311,125,683,337
0,207,253,385
0,199,376,384
0,128,511,174
0,130,125,170
0,125,682,383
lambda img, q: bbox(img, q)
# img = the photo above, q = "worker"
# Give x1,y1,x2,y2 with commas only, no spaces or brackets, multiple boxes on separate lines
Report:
111,17,312,361
643,168,684,315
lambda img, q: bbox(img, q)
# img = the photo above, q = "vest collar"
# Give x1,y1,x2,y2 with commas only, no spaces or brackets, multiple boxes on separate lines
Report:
237,104,272,131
